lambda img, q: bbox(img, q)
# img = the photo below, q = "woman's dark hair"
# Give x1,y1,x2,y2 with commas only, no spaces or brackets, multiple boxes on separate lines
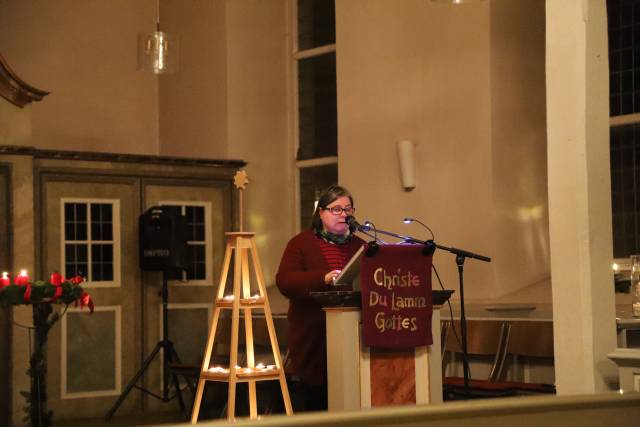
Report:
311,185,354,231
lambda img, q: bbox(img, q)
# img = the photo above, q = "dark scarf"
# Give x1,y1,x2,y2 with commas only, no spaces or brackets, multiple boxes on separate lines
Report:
316,229,351,245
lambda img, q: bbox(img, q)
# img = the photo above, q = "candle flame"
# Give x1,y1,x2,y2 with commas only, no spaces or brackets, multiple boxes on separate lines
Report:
19,269,28,276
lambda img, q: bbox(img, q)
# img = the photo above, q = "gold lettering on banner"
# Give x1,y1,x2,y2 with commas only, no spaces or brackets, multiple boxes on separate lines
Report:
369,291,388,307
373,267,421,290
368,261,426,335
391,292,427,311
374,312,418,333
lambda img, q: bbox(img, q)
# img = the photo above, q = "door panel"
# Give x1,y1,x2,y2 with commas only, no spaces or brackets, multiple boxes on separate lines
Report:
143,184,225,410
43,180,140,419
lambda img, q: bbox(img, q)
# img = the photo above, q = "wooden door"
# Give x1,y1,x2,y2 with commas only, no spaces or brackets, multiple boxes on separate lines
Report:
142,182,229,412
42,177,141,420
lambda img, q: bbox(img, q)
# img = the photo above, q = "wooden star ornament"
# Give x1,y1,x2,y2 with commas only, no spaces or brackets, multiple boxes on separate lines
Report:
234,170,249,190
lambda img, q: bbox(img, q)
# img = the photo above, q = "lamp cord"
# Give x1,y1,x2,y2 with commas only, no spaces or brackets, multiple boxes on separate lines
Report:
155,0,161,31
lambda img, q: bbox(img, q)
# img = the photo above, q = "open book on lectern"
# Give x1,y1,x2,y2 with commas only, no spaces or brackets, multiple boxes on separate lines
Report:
333,244,366,291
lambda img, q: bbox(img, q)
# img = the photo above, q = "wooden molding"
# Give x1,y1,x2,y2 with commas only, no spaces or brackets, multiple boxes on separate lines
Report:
0,145,246,169
0,53,49,108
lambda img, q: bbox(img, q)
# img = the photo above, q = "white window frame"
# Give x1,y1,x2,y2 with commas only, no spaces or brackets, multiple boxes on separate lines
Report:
60,198,121,288
291,0,338,232
160,201,213,287
60,305,122,399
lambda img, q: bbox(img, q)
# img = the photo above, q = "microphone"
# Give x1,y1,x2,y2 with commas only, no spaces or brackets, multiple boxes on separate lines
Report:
347,216,380,256
346,215,362,233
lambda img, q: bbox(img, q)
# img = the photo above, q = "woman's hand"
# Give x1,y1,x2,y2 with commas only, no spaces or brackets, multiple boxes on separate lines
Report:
324,269,342,285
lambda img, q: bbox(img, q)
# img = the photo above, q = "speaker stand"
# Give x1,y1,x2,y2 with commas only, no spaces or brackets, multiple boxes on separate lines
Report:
105,271,190,421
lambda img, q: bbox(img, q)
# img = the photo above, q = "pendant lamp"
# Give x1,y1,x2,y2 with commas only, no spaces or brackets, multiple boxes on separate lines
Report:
137,0,179,74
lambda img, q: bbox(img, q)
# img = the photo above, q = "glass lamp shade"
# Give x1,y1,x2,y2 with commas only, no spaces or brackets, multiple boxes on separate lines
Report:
137,31,179,74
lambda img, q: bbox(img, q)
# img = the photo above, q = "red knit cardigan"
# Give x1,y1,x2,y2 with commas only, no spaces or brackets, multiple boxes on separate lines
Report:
276,229,364,385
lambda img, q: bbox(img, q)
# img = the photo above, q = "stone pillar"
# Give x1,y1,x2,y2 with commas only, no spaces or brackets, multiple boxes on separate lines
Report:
546,0,617,393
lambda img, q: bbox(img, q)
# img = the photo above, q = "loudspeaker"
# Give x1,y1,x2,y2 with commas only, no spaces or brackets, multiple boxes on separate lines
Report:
139,206,187,272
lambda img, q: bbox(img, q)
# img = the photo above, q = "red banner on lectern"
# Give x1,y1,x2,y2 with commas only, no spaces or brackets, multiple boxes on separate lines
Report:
360,244,433,348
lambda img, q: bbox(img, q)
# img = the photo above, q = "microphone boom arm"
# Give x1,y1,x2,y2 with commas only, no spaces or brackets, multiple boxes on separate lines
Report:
358,225,491,263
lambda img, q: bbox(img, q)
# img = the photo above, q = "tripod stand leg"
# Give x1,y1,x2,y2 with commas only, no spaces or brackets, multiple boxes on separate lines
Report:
105,342,163,421
165,341,187,417
170,369,187,417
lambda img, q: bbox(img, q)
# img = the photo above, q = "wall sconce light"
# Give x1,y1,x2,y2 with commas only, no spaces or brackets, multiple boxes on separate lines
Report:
137,0,179,74
397,139,416,191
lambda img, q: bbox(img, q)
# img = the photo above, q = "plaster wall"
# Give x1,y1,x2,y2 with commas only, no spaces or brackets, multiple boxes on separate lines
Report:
0,0,159,154
159,0,229,158
336,0,548,301
224,0,292,283
337,0,491,300
490,0,549,296
0,101,31,146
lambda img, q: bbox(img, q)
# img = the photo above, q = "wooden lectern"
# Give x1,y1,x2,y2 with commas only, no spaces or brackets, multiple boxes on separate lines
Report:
323,301,447,410
312,244,452,410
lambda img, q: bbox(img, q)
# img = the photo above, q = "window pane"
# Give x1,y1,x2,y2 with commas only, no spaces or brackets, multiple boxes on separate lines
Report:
65,222,75,241
92,244,114,281
64,203,88,241
611,123,640,257
65,244,88,278
75,204,87,222
91,204,113,241
186,206,205,241
299,164,338,229
298,53,337,160
186,244,205,281
65,203,75,221
297,0,335,51
608,0,640,116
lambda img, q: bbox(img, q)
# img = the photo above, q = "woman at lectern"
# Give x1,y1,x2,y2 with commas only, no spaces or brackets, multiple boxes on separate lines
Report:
276,185,365,412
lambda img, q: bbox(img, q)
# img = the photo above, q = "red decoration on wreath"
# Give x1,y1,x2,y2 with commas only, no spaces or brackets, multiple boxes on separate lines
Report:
80,291,94,313
50,272,63,286
0,272,9,289
14,269,29,285
14,270,33,302
0,269,93,310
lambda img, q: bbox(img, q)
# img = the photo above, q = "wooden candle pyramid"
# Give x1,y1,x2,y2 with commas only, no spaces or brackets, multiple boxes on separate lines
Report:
190,170,292,423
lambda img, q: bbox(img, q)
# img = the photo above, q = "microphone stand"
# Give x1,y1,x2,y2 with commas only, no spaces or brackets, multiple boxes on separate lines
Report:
356,224,491,397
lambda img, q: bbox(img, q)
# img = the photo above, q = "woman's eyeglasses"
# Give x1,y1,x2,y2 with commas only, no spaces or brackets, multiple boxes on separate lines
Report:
323,206,355,216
